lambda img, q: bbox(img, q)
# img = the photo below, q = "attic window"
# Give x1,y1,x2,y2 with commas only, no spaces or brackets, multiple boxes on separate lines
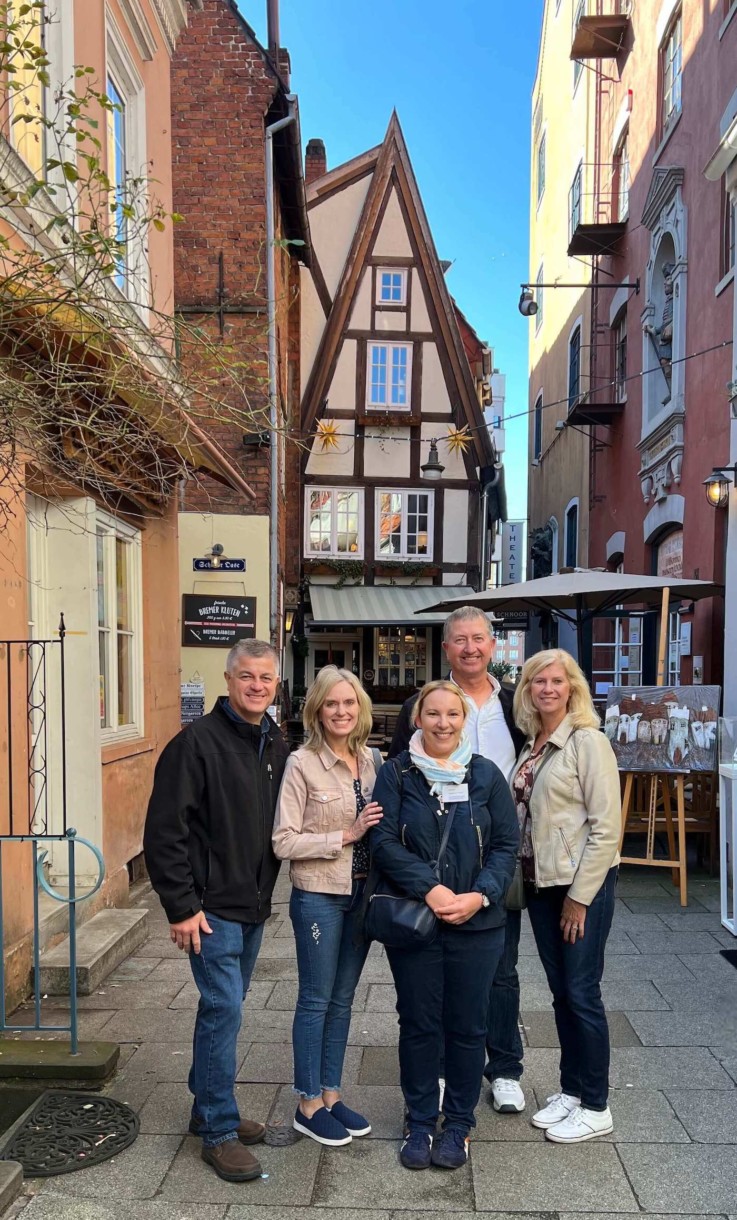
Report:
377,269,407,305
367,342,412,410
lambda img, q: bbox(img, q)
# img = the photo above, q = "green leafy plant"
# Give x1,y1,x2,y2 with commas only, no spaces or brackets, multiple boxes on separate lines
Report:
489,661,515,682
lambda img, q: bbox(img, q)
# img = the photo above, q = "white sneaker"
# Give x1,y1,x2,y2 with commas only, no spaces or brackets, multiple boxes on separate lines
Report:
545,1104,613,1143
490,1077,525,1113
530,1091,581,1129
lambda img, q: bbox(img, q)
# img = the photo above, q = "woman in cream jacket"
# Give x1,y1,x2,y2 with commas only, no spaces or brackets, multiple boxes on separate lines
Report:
510,649,620,1145
273,667,382,1148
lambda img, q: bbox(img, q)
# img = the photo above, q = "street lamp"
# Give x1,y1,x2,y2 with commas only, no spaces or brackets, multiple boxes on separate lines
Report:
421,439,445,481
208,543,225,569
703,466,737,509
518,278,639,316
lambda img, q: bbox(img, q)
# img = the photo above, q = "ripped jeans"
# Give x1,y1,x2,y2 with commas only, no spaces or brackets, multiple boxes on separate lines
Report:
289,880,369,1100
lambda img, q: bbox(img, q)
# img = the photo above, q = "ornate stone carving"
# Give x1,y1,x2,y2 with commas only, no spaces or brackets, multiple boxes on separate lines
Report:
637,414,684,505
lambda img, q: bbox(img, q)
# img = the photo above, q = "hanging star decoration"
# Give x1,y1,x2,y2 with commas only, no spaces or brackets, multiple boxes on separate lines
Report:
316,419,341,451
446,425,471,455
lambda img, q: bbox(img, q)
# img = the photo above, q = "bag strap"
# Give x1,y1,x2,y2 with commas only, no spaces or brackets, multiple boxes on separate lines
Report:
371,747,383,774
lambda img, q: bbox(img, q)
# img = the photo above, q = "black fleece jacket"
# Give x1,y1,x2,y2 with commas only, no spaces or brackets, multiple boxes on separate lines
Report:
143,697,289,925
387,681,526,761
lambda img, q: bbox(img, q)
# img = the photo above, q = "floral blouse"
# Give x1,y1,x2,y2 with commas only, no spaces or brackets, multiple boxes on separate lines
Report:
352,778,370,877
512,747,546,883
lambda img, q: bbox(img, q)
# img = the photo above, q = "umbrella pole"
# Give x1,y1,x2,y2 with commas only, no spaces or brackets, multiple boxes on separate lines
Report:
656,586,670,687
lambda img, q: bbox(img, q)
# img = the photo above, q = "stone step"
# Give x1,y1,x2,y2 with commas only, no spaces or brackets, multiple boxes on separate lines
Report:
38,908,149,996
0,1162,23,1213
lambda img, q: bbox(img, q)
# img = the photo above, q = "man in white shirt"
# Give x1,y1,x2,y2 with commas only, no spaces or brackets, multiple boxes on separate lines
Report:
388,606,527,1115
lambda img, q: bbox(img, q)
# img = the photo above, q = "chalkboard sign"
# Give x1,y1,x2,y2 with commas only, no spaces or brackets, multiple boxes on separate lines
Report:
182,595,257,648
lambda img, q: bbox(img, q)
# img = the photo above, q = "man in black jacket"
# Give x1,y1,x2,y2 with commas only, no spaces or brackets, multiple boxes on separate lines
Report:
144,639,288,1184
387,606,527,1116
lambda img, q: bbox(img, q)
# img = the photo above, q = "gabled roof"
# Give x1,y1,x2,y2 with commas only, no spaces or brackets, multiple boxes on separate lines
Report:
301,112,493,467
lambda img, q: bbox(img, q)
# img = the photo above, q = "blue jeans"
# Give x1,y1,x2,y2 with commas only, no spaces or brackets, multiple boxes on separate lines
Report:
526,867,618,1110
188,912,264,1146
387,925,505,1134
484,907,524,1082
290,880,369,1099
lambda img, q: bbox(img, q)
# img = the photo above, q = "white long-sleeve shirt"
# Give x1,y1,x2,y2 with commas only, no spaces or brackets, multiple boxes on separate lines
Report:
450,672,516,781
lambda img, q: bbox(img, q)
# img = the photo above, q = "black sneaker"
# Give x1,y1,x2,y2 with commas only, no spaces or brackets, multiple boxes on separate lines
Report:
400,1130,433,1170
431,1128,470,1169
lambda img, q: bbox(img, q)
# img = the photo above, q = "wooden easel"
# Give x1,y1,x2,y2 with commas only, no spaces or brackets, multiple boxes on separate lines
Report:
618,586,689,906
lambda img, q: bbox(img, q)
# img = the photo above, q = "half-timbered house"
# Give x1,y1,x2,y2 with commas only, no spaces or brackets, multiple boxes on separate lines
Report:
285,115,504,714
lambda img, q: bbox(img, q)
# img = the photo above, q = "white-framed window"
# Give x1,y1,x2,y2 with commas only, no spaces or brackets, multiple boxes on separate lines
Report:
96,511,143,740
376,268,407,305
305,487,364,558
569,161,583,239
722,186,736,278
536,131,546,205
613,309,627,401
509,649,519,660
367,342,412,409
573,0,585,90
661,10,682,132
8,0,47,177
565,499,579,568
614,128,630,221
533,393,543,460
376,489,434,560
568,324,582,410
105,15,147,303
535,264,544,333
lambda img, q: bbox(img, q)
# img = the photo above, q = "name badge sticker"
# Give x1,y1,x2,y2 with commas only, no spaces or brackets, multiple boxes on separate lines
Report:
440,784,469,804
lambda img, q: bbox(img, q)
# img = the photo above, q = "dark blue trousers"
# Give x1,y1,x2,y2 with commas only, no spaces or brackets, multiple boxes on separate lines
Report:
387,924,504,1134
526,867,617,1110
484,907,524,1081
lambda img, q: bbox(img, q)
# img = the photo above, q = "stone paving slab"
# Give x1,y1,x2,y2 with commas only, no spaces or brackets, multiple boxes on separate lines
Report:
676,954,737,982
230,1210,390,1220
621,898,707,916
665,1088,737,1142
138,1082,278,1134
159,1135,321,1206
625,932,725,956
517,930,640,956
609,1046,737,1089
358,1046,399,1086
252,959,299,982
30,1135,183,1200
266,979,370,1013
602,955,695,982
472,1142,638,1212
15,1202,227,1220
647,980,737,1011
312,1138,474,1210
132,938,188,959
618,1145,737,1213
627,1011,737,1048
522,1011,641,1048
107,959,161,982
237,1043,362,1086
659,912,725,931
347,1012,398,1046
6,1006,116,1040
98,1008,196,1043
117,1043,197,1082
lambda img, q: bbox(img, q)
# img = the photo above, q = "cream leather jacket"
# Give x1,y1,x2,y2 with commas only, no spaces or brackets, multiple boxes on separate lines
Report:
511,714,620,906
272,744,378,895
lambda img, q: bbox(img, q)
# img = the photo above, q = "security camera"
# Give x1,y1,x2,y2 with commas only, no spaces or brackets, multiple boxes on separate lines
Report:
518,288,538,317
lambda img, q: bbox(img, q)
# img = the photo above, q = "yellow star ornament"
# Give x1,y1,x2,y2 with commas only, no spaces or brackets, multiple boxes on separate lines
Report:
316,419,341,451
446,425,471,455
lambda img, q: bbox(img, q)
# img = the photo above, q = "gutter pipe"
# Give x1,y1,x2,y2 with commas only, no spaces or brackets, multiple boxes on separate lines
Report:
265,96,297,645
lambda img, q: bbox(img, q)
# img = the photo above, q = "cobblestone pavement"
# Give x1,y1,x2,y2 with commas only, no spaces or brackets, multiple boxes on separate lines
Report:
6,867,737,1220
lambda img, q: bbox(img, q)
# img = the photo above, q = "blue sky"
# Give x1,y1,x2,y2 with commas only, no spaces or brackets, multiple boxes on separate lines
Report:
249,1,543,520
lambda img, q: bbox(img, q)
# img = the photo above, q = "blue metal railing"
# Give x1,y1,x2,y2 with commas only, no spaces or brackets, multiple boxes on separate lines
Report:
1,616,106,1054
0,831,105,1053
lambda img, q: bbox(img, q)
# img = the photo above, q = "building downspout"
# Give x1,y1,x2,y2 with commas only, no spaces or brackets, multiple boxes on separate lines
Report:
479,463,501,589
265,97,296,645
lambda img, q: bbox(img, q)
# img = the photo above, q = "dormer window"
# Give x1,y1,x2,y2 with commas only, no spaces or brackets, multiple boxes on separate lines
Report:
377,268,407,305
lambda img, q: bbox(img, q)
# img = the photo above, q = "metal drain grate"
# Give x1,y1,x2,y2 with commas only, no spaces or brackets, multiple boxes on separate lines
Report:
0,1090,139,1176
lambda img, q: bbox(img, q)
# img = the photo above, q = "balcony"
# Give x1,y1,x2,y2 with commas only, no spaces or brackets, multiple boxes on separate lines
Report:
571,1,631,60
568,386,626,427
568,161,627,258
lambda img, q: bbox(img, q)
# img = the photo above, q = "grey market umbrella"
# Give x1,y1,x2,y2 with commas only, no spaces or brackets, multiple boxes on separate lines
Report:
422,571,723,681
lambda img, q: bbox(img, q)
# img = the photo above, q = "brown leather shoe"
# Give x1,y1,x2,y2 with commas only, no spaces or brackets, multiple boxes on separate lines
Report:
201,1139,262,1182
189,1114,265,1145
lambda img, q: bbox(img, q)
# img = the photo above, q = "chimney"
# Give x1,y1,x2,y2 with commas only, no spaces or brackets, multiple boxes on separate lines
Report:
267,0,280,59
305,138,327,185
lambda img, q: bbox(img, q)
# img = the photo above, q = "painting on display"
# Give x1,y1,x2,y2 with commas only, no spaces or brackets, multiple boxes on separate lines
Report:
604,686,721,773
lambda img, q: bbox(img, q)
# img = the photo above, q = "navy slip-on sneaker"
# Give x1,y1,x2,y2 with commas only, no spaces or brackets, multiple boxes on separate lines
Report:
400,1130,433,1170
327,1101,371,1137
431,1128,470,1169
293,1105,352,1147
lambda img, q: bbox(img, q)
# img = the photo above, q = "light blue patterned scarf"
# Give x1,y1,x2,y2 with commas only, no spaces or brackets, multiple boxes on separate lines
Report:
409,729,472,796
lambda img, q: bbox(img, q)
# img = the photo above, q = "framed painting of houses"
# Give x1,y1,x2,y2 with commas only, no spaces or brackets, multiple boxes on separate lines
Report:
604,686,721,773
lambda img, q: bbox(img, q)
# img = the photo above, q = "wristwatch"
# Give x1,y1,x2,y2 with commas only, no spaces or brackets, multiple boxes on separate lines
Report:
479,893,490,909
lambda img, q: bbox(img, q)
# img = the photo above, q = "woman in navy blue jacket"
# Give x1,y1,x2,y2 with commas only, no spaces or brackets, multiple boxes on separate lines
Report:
370,680,518,1171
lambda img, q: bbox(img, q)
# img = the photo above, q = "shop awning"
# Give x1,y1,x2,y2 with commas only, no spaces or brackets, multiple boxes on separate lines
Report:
308,585,470,627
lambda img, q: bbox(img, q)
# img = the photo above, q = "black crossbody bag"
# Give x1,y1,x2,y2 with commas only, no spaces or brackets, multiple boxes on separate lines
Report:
364,759,458,950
